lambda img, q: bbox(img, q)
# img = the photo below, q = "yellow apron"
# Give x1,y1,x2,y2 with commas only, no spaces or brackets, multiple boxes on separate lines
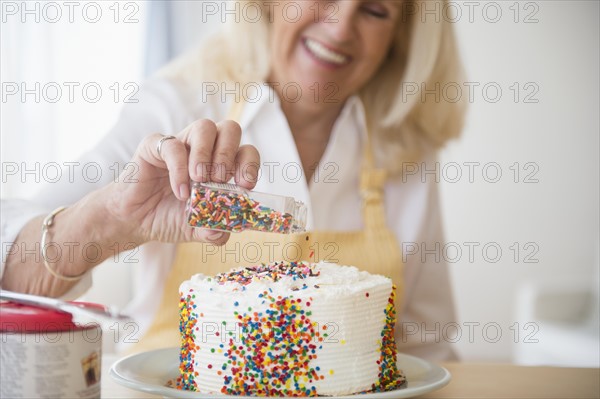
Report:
135,103,404,352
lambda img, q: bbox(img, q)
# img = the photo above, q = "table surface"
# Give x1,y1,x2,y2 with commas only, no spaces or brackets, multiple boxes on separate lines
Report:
101,354,600,398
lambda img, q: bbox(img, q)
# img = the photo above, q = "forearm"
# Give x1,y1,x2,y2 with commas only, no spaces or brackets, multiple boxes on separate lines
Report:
1,187,137,297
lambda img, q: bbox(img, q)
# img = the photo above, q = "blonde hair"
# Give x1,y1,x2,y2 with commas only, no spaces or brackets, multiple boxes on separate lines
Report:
160,0,467,174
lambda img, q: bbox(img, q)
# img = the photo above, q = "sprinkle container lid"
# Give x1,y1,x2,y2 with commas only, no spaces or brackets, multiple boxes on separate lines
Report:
0,302,100,332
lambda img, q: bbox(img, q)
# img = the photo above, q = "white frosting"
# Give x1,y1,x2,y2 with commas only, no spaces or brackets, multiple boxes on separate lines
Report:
179,262,393,396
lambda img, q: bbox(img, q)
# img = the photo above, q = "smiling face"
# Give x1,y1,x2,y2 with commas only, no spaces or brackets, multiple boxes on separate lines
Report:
268,0,401,105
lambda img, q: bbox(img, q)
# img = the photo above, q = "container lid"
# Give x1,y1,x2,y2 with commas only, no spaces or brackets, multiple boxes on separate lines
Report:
0,302,99,332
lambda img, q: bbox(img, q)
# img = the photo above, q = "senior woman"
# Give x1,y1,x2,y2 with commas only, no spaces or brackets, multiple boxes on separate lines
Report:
1,0,465,360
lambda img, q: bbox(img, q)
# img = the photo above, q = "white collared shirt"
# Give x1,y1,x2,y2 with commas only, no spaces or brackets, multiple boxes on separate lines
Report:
1,77,458,360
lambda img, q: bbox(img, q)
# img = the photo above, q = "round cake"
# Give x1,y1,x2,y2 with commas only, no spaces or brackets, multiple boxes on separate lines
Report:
176,261,406,396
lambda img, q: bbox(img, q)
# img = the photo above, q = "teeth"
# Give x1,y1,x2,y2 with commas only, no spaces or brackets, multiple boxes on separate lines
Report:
305,38,348,65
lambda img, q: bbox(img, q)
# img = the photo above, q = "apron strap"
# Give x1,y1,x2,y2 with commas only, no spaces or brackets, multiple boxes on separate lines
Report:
359,112,388,231
227,99,245,123
360,166,388,231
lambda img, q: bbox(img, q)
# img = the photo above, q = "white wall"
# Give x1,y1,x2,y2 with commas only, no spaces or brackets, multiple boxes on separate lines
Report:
441,1,599,362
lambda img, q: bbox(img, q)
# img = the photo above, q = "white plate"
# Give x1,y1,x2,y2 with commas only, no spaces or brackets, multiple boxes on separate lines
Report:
110,347,450,398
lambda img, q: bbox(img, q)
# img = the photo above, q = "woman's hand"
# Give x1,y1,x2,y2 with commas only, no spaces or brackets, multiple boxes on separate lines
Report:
105,119,260,246
1,119,257,297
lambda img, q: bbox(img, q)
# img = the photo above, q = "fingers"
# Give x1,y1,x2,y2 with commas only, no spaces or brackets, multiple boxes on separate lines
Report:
149,119,259,200
211,120,242,183
234,145,260,190
140,133,190,201
183,119,243,184
184,120,218,182
158,137,190,200
184,119,258,187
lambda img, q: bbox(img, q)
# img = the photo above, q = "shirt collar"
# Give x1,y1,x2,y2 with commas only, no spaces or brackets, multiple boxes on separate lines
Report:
239,84,368,142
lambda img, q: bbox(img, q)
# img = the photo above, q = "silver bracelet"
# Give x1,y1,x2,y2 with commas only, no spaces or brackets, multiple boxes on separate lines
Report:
41,206,86,282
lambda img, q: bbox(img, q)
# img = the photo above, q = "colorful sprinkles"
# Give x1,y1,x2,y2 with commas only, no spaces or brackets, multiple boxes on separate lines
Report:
176,293,199,391
221,291,322,396
187,184,294,233
214,261,320,286
371,285,407,392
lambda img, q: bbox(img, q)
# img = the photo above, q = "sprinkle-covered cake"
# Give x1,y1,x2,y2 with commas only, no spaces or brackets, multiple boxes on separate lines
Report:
176,261,406,396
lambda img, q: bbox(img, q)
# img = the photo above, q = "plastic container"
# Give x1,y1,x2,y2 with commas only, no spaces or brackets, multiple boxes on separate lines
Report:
187,182,307,234
0,302,102,398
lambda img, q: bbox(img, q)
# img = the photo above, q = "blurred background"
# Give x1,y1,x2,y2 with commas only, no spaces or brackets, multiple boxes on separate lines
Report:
1,1,598,365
